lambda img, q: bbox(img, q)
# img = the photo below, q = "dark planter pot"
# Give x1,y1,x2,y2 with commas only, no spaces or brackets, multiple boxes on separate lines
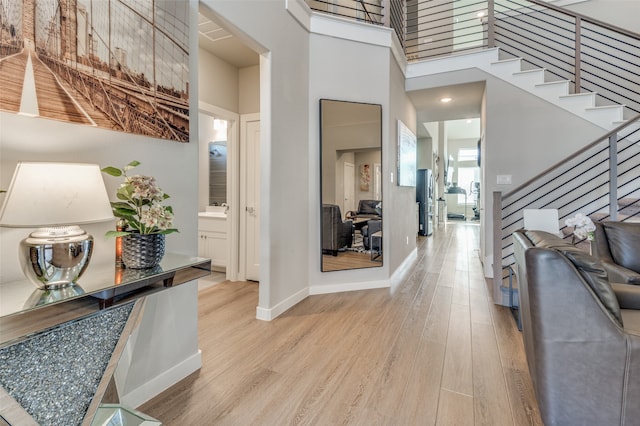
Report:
122,233,165,269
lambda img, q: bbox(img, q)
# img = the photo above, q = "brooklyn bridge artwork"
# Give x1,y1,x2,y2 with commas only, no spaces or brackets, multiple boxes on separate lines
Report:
0,0,189,142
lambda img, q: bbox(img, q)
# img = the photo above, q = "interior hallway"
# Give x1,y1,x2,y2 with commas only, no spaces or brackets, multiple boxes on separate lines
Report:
141,223,542,425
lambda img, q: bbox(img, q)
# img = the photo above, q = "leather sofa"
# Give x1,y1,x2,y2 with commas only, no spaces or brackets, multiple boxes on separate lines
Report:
594,221,640,283
322,204,353,256
513,229,640,425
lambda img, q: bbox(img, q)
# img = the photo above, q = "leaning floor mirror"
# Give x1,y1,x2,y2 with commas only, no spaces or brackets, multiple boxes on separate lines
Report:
320,99,382,272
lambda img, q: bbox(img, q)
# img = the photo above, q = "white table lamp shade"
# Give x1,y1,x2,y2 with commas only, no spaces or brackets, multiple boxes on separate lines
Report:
0,162,114,227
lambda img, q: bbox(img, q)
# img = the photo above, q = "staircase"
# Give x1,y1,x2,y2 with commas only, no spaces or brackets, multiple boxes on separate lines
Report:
485,57,625,130
407,47,632,131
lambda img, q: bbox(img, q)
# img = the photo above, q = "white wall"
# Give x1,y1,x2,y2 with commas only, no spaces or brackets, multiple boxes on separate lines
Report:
239,65,260,114
198,47,239,112
388,58,420,269
308,26,395,291
200,0,311,316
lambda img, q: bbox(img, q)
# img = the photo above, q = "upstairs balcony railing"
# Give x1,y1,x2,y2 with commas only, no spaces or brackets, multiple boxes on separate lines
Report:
306,0,640,117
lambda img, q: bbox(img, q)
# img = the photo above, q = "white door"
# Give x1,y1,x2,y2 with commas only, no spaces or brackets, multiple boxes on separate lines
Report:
241,116,260,281
343,162,355,216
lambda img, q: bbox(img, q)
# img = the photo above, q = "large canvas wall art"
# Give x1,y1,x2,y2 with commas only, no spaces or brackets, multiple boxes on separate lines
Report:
397,119,417,187
0,0,190,142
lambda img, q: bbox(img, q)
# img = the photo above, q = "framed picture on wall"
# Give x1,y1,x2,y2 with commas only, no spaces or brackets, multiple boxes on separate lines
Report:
397,120,417,187
360,164,371,191
0,1,189,143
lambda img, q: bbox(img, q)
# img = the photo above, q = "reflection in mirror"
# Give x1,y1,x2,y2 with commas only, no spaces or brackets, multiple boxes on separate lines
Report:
208,118,228,206
320,99,382,272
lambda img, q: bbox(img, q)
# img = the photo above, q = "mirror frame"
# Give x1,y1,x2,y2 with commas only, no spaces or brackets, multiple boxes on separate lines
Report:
319,99,383,272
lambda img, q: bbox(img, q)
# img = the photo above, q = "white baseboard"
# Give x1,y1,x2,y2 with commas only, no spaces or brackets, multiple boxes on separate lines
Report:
256,287,309,321
122,350,202,409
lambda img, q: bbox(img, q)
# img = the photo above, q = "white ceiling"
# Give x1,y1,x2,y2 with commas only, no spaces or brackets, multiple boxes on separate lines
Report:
198,13,259,68
408,81,485,139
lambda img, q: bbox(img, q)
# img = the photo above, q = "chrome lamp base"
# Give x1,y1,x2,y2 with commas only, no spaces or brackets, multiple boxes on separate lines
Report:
20,226,94,290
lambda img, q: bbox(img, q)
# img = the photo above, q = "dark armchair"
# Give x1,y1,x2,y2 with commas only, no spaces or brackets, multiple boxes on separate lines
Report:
322,204,353,256
362,219,382,250
594,221,640,284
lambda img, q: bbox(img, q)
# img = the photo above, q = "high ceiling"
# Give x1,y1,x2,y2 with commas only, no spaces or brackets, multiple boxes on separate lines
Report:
197,12,482,140
198,12,259,68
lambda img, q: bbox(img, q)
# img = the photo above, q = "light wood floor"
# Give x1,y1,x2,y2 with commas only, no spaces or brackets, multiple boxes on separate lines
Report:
140,222,542,425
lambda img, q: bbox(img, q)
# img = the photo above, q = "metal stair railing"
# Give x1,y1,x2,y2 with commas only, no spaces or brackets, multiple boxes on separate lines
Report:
305,0,385,25
492,113,640,289
491,0,640,117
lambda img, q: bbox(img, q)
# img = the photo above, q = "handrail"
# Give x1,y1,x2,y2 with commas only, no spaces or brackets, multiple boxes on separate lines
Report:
502,112,640,199
522,0,640,41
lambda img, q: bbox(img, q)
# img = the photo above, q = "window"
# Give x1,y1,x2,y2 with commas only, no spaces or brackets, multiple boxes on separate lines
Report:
457,167,479,204
458,148,478,162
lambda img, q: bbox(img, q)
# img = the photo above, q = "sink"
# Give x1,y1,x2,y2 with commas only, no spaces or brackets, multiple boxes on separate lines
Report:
199,211,227,218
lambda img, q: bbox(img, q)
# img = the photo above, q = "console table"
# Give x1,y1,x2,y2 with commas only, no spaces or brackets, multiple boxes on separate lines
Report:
0,254,211,425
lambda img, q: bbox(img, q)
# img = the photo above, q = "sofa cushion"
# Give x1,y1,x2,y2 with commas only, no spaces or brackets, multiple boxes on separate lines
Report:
560,249,623,327
603,222,640,273
524,230,574,250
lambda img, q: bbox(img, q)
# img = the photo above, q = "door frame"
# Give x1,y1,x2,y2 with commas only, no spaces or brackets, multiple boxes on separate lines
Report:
239,112,261,281
199,101,240,281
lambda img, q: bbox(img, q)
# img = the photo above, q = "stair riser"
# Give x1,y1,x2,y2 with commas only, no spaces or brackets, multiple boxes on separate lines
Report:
534,82,570,100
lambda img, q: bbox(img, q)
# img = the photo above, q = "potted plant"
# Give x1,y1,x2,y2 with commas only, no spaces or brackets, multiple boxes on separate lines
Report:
102,161,178,269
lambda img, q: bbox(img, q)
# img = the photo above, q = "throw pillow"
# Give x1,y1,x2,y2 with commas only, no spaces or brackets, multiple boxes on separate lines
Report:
561,249,623,327
603,222,640,273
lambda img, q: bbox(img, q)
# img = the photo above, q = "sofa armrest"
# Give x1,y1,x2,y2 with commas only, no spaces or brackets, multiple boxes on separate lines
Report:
612,283,640,310
602,260,640,284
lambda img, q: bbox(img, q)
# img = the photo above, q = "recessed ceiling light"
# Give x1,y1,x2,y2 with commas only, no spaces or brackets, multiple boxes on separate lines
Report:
440,97,452,103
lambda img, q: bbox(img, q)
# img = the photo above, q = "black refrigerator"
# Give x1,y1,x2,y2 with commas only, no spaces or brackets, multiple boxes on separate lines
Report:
416,168,434,236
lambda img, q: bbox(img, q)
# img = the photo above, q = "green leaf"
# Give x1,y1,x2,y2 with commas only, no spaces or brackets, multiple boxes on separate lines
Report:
101,167,122,177
113,207,136,217
124,160,141,172
157,228,179,235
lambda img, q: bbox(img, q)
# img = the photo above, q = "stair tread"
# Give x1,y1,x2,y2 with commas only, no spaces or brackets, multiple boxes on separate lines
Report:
585,105,625,111
535,80,570,87
513,68,545,75
560,92,596,98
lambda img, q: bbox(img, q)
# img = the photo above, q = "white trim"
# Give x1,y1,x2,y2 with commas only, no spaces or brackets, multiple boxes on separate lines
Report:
285,0,311,31
121,350,202,409
256,287,309,321
198,102,240,282
390,247,418,288
310,14,393,48
287,0,393,49
405,48,500,79
257,53,271,315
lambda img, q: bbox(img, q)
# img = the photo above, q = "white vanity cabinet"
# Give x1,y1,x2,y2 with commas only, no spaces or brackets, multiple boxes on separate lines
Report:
198,214,227,271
